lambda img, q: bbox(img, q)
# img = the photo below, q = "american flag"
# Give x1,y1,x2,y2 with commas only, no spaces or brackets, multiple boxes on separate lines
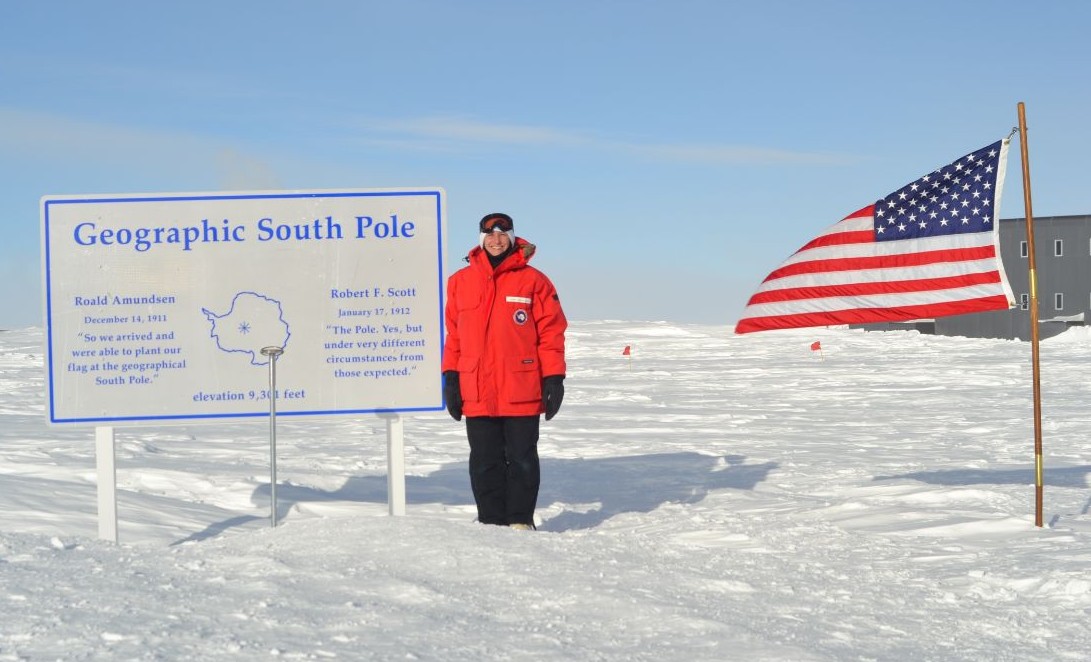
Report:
735,140,1015,334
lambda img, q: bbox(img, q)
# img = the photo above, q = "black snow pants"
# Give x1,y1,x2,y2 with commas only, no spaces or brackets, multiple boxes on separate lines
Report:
465,415,540,526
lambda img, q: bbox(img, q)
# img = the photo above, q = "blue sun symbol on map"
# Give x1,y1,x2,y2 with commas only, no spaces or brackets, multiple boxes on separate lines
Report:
238,322,251,334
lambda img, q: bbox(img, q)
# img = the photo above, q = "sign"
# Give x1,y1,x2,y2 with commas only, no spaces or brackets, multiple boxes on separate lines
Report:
41,188,446,425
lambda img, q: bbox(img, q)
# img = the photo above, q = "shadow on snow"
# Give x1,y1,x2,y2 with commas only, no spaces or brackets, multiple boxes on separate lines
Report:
175,452,779,543
178,461,1091,544
874,465,1091,489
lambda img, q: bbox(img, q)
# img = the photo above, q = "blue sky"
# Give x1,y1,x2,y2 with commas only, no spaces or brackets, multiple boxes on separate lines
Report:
3,1,1089,328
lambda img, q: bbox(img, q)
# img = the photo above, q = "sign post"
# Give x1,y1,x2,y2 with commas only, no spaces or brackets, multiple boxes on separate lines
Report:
95,426,118,543
382,413,406,516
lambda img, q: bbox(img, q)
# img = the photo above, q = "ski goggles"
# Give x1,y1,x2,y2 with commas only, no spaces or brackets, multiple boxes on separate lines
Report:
479,213,514,233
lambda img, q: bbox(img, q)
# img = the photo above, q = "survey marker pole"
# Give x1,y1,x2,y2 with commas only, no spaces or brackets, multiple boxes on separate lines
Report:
261,346,284,527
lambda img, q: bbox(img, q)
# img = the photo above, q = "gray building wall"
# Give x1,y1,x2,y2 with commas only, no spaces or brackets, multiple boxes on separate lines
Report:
933,214,1090,340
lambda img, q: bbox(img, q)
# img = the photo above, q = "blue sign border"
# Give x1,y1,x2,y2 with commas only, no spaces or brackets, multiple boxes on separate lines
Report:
42,189,446,425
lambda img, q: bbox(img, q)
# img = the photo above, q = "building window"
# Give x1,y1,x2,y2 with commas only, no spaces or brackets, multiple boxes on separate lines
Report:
1055,293,1064,310
1054,239,1063,257
1020,241,1028,258
1020,294,1029,310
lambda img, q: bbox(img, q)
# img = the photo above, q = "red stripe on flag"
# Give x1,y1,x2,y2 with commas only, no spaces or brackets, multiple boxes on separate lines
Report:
763,245,997,282
796,230,875,251
746,271,1002,305
736,295,1011,334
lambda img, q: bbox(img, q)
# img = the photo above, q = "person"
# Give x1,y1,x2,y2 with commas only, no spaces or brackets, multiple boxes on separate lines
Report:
441,212,567,530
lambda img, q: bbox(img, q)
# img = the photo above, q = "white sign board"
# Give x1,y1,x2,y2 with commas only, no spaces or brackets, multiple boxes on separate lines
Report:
41,188,446,425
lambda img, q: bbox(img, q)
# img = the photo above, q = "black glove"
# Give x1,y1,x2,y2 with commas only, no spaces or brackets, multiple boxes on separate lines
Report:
443,370,462,421
542,375,564,421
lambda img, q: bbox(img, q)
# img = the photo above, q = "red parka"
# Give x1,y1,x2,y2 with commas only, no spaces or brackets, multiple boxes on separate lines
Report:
442,237,567,418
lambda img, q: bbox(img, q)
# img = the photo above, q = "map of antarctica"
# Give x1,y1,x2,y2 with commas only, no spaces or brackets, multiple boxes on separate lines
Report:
201,292,291,365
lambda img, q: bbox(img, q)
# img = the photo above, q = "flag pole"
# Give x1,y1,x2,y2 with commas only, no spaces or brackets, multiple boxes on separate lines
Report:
1016,101,1044,528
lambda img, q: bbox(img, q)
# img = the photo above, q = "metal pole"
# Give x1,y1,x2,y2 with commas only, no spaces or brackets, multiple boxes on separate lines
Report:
384,413,406,516
1017,102,1044,528
261,346,284,527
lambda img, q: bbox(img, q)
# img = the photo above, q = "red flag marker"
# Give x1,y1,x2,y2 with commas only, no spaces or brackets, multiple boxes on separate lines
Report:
810,340,824,360
622,345,631,356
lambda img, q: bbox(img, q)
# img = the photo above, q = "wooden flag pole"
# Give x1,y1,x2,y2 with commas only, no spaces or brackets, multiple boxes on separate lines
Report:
1017,101,1045,528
